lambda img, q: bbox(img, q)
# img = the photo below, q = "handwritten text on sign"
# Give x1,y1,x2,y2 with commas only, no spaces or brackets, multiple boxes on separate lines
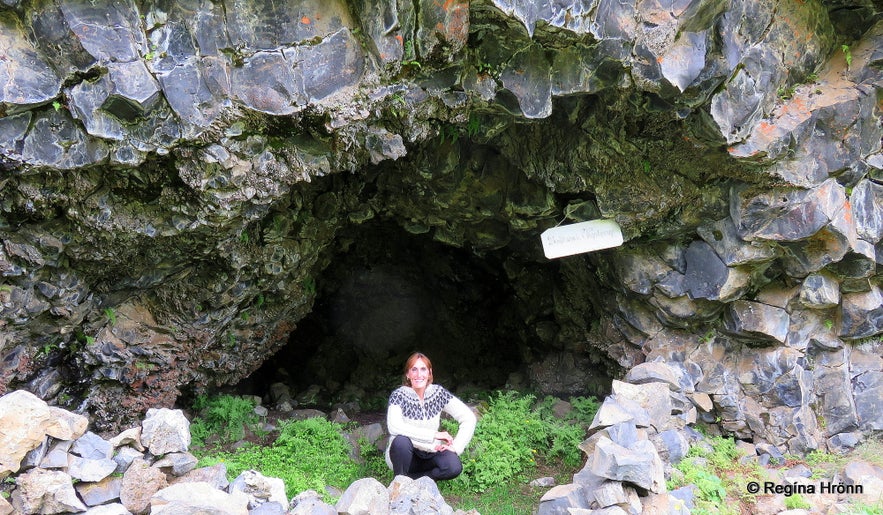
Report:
541,219,624,259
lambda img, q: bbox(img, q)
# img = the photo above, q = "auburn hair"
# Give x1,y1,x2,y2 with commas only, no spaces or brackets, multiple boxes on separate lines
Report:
402,352,434,387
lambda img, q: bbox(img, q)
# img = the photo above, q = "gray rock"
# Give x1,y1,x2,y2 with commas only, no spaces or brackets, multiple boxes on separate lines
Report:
21,106,110,169
827,432,863,454
592,437,665,493
250,501,286,515
298,28,366,104
112,446,143,475
12,468,88,514
335,477,389,515
839,286,883,339
623,361,682,390
39,439,73,469
0,20,62,110
852,179,883,243
76,475,124,506
650,429,689,464
68,455,118,482
141,408,191,455
60,1,145,62
684,240,749,301
387,475,453,515
530,477,556,488
20,437,48,471
150,482,250,514
288,489,335,515
610,380,673,432
229,469,287,510
152,452,198,477
536,483,590,515
170,463,230,491
83,504,133,515
73,431,114,460
723,300,790,344
799,272,841,308
589,395,652,432
499,44,552,119
731,179,847,242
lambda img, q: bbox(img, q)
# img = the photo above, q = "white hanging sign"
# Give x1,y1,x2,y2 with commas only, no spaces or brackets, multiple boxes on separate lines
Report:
541,219,624,259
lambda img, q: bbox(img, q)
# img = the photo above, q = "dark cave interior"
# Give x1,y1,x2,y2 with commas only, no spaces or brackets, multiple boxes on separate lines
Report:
236,219,539,409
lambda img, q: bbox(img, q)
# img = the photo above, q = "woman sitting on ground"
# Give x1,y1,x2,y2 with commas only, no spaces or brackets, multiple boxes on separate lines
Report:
385,352,477,480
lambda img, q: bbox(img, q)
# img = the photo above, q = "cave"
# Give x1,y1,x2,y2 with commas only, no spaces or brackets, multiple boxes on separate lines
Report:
235,205,616,411
1,0,881,458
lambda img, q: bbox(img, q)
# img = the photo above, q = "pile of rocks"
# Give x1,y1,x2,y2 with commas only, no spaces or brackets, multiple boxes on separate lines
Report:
0,390,475,515
537,362,883,514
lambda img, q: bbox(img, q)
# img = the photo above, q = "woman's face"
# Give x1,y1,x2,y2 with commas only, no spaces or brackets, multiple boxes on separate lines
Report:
407,358,431,391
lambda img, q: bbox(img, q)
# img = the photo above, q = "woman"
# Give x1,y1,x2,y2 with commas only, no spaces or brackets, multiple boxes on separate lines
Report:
385,352,477,480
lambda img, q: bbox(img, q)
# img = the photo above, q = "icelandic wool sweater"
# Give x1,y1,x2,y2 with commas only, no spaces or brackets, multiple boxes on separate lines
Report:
385,384,477,466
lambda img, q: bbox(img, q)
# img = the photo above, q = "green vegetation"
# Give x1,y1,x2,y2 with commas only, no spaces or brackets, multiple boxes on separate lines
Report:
104,307,117,326
785,493,811,510
442,392,597,494
668,436,765,515
190,391,598,513
842,44,853,70
190,394,262,448
199,418,359,500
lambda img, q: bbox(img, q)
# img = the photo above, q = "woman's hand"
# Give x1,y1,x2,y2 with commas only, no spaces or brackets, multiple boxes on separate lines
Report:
434,430,453,451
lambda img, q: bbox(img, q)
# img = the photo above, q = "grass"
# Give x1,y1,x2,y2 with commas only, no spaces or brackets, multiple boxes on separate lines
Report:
666,434,883,515
668,436,766,515
188,391,598,512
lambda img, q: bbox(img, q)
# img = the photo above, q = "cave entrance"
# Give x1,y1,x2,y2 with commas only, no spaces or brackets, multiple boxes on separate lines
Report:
242,219,528,410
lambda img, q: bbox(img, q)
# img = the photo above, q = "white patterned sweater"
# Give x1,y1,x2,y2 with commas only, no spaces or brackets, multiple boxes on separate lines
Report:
385,384,477,466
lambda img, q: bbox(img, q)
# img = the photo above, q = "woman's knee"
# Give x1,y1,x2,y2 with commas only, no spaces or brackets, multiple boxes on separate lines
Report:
435,451,463,479
390,435,414,454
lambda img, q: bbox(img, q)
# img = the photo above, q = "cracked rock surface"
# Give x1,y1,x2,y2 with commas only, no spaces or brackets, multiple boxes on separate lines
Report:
0,0,881,456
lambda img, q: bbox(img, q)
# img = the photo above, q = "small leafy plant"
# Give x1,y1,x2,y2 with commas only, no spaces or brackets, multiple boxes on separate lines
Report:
842,44,852,70
190,394,261,448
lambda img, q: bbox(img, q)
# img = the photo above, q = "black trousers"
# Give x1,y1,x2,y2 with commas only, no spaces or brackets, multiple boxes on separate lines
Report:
389,435,464,480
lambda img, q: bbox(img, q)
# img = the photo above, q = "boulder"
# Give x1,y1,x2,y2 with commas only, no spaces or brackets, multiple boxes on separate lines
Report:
120,458,168,515
152,453,198,477
536,483,590,515
289,490,336,515
140,409,191,455
0,390,88,478
11,468,88,514
387,475,454,515
76,476,124,507
150,482,249,514
335,477,390,515
592,437,665,493
229,470,287,510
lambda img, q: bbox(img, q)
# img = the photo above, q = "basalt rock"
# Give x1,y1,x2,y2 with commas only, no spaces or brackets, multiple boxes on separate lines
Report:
0,0,880,463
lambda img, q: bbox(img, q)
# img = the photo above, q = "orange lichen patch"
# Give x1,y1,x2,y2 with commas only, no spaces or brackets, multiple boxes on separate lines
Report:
395,34,404,44
301,16,311,24
842,200,854,223
756,121,776,136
